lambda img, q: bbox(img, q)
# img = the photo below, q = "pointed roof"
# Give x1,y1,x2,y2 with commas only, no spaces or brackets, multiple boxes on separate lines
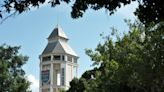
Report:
42,25,78,57
48,25,68,40
42,40,78,57
42,42,58,54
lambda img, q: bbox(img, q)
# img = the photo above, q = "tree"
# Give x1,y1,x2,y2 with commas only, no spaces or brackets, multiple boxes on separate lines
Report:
67,78,86,92
0,0,163,24
0,44,31,92
67,21,164,92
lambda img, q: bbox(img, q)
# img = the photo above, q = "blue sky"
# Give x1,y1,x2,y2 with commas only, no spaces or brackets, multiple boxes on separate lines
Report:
0,2,137,92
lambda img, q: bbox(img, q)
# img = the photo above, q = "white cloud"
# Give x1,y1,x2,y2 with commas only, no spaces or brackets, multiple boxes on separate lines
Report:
117,2,138,19
27,74,39,92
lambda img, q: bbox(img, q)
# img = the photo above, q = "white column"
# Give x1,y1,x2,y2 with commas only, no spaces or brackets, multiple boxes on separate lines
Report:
71,65,73,79
57,70,60,86
65,55,68,61
72,57,74,63
51,55,53,61
50,63,53,92
76,66,78,77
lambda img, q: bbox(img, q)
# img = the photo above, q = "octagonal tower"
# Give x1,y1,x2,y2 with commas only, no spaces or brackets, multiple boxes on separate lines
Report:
39,25,78,92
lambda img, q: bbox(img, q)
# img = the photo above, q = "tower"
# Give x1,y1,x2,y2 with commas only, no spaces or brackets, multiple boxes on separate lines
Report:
39,25,79,92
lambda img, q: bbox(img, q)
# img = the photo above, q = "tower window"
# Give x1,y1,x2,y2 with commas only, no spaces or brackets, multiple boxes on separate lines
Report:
74,58,77,63
62,55,65,61
67,56,72,62
53,55,61,60
42,56,51,61
41,70,50,85
61,68,65,86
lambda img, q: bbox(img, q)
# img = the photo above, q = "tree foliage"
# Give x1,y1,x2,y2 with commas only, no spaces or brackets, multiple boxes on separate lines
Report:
67,21,164,92
0,0,163,24
0,44,31,92
67,78,85,92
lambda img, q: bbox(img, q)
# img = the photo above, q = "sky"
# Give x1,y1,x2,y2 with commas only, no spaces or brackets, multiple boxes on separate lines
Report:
0,1,138,92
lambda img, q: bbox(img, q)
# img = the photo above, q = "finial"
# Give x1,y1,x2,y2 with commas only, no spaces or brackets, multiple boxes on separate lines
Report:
56,13,59,28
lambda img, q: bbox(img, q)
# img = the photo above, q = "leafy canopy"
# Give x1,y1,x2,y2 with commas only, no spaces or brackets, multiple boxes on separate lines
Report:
67,21,164,92
0,44,31,92
0,0,163,24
